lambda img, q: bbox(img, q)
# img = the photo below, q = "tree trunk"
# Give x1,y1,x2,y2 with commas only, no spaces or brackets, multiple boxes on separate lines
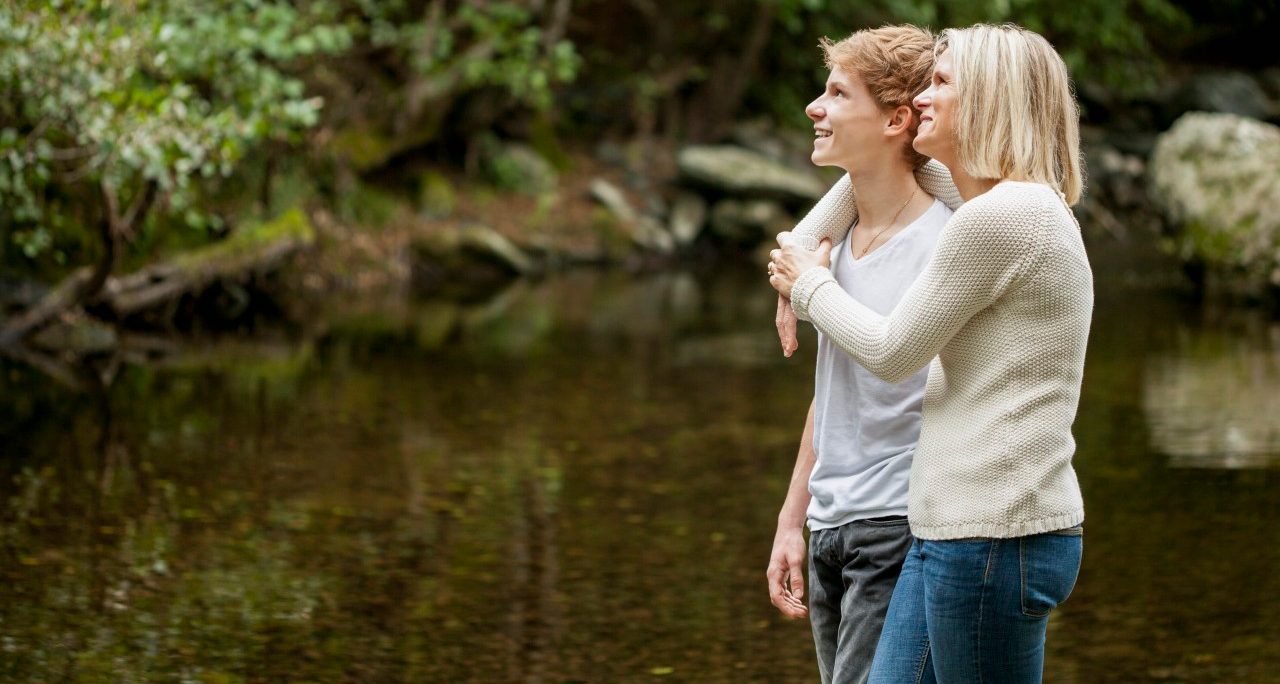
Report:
0,180,157,346
683,3,776,141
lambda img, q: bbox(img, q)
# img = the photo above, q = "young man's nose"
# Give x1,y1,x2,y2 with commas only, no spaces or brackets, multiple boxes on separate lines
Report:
806,101,825,121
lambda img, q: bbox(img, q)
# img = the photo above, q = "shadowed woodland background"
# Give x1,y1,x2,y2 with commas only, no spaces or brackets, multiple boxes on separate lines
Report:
2,1,1279,682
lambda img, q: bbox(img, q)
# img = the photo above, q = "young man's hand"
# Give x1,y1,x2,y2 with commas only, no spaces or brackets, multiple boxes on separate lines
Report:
767,527,810,619
776,295,799,357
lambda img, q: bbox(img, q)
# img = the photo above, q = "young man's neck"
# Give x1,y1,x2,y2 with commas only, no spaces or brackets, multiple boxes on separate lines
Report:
844,158,922,228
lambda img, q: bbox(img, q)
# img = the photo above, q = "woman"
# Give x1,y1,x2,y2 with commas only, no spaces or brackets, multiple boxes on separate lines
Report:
768,24,1090,683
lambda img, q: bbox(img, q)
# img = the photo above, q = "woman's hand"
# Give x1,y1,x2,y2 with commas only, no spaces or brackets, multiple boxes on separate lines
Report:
768,232,832,300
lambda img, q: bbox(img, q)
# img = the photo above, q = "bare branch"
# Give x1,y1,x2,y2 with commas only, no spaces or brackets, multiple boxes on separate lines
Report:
543,0,572,52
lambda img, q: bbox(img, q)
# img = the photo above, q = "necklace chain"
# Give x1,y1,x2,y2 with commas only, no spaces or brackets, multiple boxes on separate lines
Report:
856,185,919,259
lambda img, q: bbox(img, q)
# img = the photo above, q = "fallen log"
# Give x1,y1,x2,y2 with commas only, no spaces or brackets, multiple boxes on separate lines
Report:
96,209,315,318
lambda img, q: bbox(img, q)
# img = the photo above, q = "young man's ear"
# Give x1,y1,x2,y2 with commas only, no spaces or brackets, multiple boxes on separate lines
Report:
885,105,914,135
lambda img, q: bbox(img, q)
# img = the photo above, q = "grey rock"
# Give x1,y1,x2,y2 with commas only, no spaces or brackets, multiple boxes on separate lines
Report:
1149,112,1280,291
458,225,536,275
710,199,789,244
414,224,536,279
418,171,456,219
1084,142,1148,210
668,192,708,246
677,145,826,204
1258,67,1280,100
1176,72,1273,121
588,179,675,254
484,142,558,195
731,118,814,168
589,178,639,223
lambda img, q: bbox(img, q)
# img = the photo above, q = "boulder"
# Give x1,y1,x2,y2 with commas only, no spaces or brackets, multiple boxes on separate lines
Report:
677,145,826,204
1174,71,1273,121
411,224,537,295
668,192,708,246
417,171,456,219
1083,141,1148,211
1149,112,1280,293
588,179,675,254
483,142,558,195
730,118,814,168
710,199,789,245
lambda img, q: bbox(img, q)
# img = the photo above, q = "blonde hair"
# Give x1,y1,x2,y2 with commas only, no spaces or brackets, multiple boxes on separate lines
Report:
820,25,936,169
938,24,1084,205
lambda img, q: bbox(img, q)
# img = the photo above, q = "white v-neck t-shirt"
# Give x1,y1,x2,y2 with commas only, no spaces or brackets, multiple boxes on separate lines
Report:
807,198,952,531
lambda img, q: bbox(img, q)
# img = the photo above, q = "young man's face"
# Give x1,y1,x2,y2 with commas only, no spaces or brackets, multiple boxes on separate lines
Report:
806,66,888,171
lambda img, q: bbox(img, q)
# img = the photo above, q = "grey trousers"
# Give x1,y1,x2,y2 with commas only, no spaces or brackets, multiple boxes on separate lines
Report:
808,517,914,684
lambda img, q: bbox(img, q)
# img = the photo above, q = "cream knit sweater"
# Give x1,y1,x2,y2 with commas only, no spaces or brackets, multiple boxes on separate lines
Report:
789,166,1091,540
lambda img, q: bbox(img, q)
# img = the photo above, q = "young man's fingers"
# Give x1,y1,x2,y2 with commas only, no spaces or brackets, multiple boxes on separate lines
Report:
788,568,805,601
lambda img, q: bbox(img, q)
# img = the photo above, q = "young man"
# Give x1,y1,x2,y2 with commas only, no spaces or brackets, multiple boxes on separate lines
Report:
764,26,953,684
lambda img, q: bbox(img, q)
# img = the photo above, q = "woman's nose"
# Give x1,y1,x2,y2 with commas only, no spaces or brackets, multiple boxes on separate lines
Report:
912,87,931,110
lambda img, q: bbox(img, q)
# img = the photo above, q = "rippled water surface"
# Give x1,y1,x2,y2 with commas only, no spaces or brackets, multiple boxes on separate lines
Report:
2,245,1278,682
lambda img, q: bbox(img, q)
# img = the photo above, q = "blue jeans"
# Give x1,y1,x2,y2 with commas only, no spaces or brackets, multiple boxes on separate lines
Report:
868,527,1083,684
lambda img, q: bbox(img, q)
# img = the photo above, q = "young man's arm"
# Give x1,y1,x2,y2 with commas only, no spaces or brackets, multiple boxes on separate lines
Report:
767,398,817,619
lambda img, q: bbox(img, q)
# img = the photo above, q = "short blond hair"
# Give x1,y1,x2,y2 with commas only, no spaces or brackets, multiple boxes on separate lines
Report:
937,24,1084,205
820,25,936,169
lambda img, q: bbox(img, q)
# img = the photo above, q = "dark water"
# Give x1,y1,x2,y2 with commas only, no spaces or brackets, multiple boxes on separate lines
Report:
1,245,1277,682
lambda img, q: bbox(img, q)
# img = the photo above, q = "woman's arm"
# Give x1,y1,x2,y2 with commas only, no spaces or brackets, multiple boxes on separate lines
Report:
787,193,1047,383
790,160,962,244
776,161,962,357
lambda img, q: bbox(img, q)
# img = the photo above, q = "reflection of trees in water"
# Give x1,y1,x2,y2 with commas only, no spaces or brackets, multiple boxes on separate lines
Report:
0,264,799,679
1142,322,1280,468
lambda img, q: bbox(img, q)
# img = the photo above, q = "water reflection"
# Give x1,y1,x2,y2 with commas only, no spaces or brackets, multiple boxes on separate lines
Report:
1143,319,1280,468
2,258,1277,682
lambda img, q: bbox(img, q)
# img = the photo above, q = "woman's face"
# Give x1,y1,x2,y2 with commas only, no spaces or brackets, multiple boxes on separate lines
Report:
912,49,957,166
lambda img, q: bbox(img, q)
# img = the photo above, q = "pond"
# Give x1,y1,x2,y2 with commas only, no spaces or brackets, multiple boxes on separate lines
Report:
1,240,1277,682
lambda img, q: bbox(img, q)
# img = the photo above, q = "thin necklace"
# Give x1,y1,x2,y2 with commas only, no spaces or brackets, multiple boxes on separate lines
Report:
856,185,918,259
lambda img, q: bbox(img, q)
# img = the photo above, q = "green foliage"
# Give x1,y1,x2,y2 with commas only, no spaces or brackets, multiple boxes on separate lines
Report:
0,0,351,260
752,0,1190,127
351,0,581,111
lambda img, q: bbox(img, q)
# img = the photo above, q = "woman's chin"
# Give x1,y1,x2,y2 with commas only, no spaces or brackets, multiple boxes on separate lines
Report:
912,137,940,160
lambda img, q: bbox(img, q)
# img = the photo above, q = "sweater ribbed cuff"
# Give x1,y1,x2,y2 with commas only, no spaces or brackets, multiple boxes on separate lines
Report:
790,266,835,321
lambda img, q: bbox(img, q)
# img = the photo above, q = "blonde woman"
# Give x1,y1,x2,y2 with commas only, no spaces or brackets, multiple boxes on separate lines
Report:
768,24,1091,682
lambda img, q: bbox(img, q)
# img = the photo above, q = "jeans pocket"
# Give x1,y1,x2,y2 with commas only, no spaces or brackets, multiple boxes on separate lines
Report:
1019,532,1083,618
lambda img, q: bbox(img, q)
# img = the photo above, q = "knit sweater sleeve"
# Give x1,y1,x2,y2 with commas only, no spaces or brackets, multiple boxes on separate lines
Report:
790,160,962,244
790,187,1047,383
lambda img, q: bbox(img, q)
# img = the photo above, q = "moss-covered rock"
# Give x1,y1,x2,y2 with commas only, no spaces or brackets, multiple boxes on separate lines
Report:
417,171,456,219
410,224,537,296
1149,113,1280,296
587,179,675,255
481,141,559,195
330,129,396,173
